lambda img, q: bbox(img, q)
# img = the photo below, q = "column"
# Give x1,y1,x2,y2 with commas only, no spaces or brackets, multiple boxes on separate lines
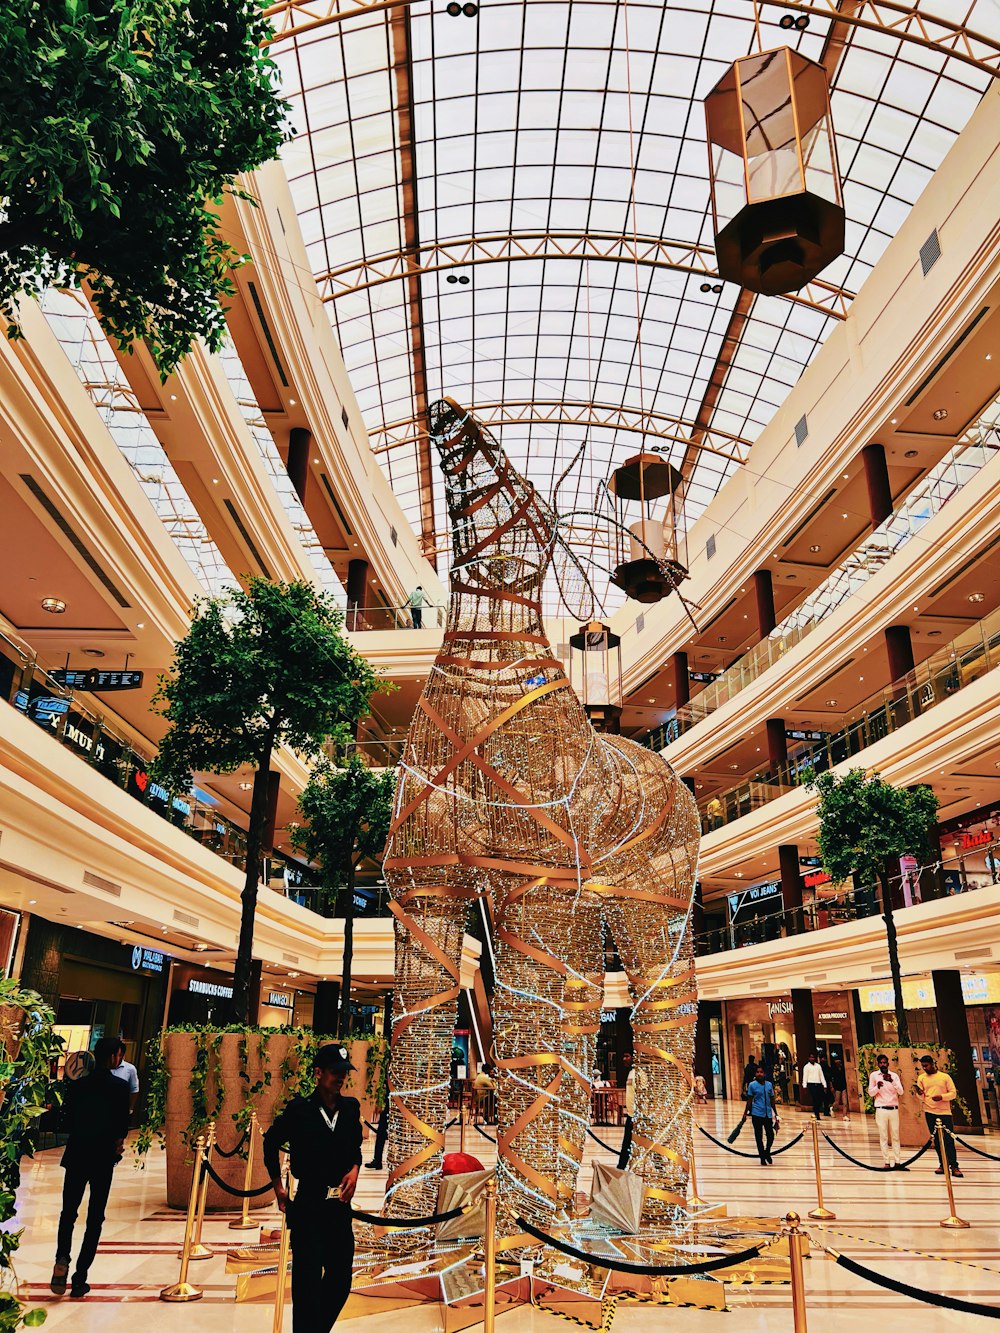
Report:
313,981,342,1036
779,844,803,934
862,443,892,529
851,991,875,1047
346,556,369,631
884,624,915,684
694,1005,715,1099
791,988,817,1107
287,427,311,504
669,651,690,709
931,970,983,1131
753,569,776,638
766,717,788,775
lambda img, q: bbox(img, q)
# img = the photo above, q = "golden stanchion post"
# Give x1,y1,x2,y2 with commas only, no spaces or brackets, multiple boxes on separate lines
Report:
687,1137,707,1209
186,1119,216,1260
160,1134,206,1302
936,1118,970,1230
271,1207,292,1333
806,1120,835,1221
784,1212,809,1333
483,1176,497,1333
459,1081,467,1156
229,1112,260,1231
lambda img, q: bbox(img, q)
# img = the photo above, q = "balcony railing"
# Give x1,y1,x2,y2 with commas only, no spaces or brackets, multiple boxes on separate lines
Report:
695,840,999,958
694,603,1000,835
345,603,446,631
643,440,998,751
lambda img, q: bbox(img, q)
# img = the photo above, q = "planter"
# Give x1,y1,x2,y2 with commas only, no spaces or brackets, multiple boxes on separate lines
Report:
856,1046,952,1147
163,1032,378,1209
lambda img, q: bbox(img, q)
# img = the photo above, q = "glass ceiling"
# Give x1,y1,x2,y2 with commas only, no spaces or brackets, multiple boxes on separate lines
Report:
272,0,997,592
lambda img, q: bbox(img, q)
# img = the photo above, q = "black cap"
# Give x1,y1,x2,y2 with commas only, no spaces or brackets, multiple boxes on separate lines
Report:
315,1043,354,1072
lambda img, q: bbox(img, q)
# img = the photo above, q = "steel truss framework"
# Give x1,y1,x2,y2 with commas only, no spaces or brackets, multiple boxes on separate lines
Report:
371,400,754,467
263,0,1000,78
316,231,852,322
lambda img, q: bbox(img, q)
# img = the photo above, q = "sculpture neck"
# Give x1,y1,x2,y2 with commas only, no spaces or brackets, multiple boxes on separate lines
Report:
444,584,551,656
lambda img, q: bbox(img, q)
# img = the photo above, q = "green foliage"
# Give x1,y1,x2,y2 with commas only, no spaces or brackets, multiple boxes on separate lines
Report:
153,579,385,789
0,0,287,376
856,1043,969,1118
0,977,62,1330
292,756,395,892
810,769,939,888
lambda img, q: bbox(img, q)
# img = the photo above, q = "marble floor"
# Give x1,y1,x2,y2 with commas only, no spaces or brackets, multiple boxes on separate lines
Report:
9,1101,1000,1331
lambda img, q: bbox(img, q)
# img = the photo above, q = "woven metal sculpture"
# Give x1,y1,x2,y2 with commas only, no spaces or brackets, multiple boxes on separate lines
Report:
384,399,699,1232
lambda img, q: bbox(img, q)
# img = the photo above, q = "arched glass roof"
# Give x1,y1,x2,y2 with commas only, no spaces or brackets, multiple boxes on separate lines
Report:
269,0,998,578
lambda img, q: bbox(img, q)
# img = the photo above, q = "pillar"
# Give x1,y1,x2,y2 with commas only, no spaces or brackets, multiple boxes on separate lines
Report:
694,1005,715,1098
779,844,803,934
862,442,892,529
313,980,342,1036
346,557,369,631
931,970,983,1132
766,718,788,774
287,427,311,504
669,650,690,709
753,569,776,638
851,990,875,1047
884,624,915,684
791,988,817,1107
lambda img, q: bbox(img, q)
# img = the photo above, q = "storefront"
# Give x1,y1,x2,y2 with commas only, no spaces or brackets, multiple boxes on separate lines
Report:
937,805,1000,895
167,962,235,1026
18,917,169,1094
723,989,860,1107
726,878,783,949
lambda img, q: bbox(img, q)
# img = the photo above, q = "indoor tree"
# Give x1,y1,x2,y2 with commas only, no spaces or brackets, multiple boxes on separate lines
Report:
0,0,287,375
153,579,388,1024
292,756,396,1037
811,769,939,1045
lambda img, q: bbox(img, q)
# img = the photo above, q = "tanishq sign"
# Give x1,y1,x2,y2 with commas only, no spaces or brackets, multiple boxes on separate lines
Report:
766,999,793,1020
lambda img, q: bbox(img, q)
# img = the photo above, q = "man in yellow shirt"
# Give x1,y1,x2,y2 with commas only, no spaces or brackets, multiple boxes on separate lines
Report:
917,1054,963,1177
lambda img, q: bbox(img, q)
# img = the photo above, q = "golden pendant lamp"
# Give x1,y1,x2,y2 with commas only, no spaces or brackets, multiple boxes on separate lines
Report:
704,45,845,294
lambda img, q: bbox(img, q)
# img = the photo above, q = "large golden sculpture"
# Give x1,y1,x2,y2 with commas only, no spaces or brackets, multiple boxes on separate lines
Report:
384,400,699,1233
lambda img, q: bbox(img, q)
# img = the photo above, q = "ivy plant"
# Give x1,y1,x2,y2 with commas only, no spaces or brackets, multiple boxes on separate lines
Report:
1,975,63,1330
856,1042,969,1118
0,0,288,376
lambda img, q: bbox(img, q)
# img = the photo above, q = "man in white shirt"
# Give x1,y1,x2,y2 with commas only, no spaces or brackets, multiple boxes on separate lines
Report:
109,1040,139,1116
868,1053,905,1170
801,1053,827,1119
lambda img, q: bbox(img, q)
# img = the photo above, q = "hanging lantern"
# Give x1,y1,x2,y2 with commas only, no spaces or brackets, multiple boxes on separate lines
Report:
704,46,844,294
608,453,688,604
569,621,622,734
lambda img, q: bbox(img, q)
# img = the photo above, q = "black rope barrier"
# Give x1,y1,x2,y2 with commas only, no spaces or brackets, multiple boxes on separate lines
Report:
832,1252,1000,1319
213,1130,250,1159
473,1124,497,1143
515,1216,765,1276
350,1204,468,1228
364,1120,379,1134
822,1135,933,1172
951,1132,1000,1163
586,1127,620,1154
203,1160,275,1197
698,1126,803,1159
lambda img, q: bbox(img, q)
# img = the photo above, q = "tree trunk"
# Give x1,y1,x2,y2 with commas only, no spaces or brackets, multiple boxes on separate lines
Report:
879,871,910,1046
231,741,275,1025
337,859,357,1039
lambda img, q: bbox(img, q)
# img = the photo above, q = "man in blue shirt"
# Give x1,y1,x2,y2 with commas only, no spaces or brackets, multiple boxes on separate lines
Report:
742,1064,778,1166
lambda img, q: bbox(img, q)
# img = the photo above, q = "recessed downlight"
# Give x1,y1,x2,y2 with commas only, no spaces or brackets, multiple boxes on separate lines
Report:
809,544,820,553
968,592,985,603
41,597,66,614
932,408,949,421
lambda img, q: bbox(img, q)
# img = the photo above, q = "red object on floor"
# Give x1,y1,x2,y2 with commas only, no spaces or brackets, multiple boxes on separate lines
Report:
442,1151,484,1176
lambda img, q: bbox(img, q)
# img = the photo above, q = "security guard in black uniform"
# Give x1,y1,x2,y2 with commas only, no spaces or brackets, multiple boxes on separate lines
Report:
263,1043,363,1333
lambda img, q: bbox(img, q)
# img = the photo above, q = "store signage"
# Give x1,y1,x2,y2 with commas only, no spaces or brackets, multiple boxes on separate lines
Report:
601,1010,617,1024
689,670,719,683
786,729,825,742
957,828,996,852
799,856,823,868
803,870,832,888
266,991,292,1009
50,668,144,691
766,999,793,1019
859,976,1000,1011
130,945,165,973
818,1010,848,1022
189,979,234,999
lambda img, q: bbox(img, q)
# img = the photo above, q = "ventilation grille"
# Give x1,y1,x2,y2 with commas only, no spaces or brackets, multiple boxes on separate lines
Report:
20,475,131,608
635,613,645,634
246,281,289,387
919,228,941,276
803,972,828,983
173,909,200,928
794,414,809,446
705,533,716,560
956,946,992,960
83,871,122,898
282,951,300,964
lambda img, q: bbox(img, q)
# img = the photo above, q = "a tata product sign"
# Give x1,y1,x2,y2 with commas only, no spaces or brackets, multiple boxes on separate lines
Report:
817,1010,849,1022
189,979,234,999
130,946,165,973
858,973,1000,1012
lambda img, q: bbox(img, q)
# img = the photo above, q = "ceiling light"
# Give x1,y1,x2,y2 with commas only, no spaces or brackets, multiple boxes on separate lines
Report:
41,597,67,614
842,473,849,480
987,355,992,362
194,943,208,951
912,605,919,612
82,648,105,657
904,449,918,457
28,899,36,905
859,675,864,681
734,872,743,878
729,763,739,770
289,398,297,406
170,394,178,401
718,635,727,642
968,592,985,603
841,512,848,519
826,698,837,706
890,417,898,425
137,622,145,629
239,781,253,790
648,697,656,703
212,478,220,485
927,630,942,637
932,408,949,421
809,544,820,553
